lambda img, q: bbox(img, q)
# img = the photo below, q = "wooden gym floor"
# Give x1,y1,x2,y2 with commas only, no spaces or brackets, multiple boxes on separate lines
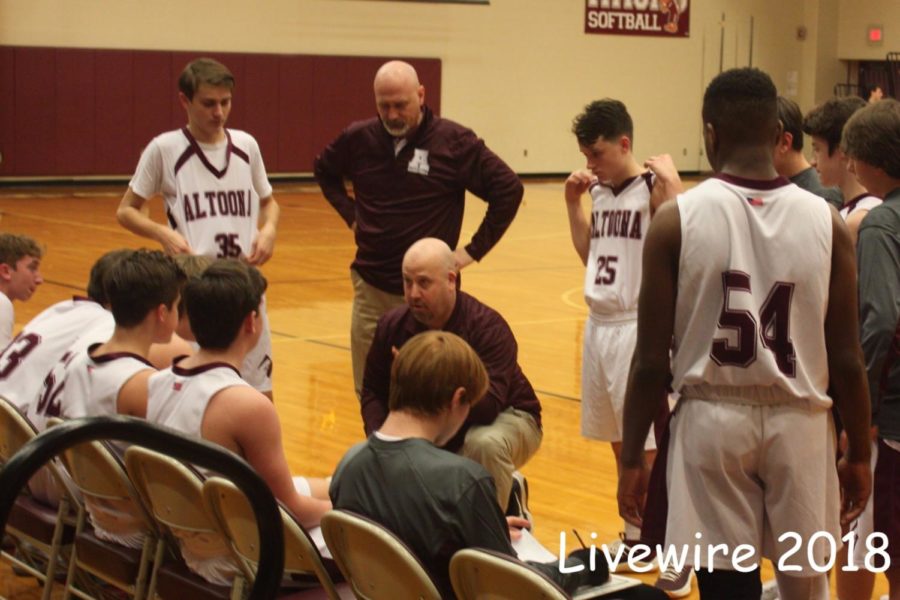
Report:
0,181,888,599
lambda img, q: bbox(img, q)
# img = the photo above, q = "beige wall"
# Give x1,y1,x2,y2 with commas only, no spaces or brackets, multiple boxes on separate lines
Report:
0,0,846,173
837,0,900,60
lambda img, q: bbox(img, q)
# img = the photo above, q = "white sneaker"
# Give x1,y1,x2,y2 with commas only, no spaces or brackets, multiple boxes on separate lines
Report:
604,533,658,573
654,564,693,598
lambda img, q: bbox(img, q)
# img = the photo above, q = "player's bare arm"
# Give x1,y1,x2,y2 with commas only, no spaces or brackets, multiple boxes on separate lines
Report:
617,200,680,526
116,369,154,418
117,188,192,255
824,208,872,524
205,386,331,529
246,195,280,266
644,154,683,216
564,170,595,265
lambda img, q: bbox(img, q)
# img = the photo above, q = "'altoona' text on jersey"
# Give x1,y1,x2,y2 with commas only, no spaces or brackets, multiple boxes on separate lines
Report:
591,209,643,240
182,189,253,222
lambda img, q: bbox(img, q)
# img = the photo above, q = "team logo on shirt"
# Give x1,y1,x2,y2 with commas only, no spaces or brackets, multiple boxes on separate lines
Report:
407,149,430,176
591,209,643,240
182,190,253,223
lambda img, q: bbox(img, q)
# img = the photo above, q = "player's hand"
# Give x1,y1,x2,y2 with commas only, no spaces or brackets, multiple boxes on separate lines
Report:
837,456,872,525
247,225,276,266
453,247,475,270
565,170,595,205
157,227,192,256
645,154,683,212
617,464,649,528
506,516,530,541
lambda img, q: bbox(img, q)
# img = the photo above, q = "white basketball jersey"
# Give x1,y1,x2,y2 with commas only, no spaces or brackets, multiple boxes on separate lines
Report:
28,344,153,431
584,173,653,317
146,361,250,439
130,128,273,259
672,175,833,407
0,299,114,412
840,193,882,221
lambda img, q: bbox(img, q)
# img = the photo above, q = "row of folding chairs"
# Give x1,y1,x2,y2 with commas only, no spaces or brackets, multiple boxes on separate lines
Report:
1,395,583,600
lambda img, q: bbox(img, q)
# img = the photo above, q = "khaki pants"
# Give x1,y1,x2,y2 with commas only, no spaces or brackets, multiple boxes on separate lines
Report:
462,408,543,511
350,269,405,398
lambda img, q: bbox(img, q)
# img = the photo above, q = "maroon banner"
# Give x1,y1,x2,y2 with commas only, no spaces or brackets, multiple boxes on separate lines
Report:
585,0,690,38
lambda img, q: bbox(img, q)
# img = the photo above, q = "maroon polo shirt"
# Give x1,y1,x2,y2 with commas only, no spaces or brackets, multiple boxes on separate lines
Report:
313,106,523,295
360,291,542,452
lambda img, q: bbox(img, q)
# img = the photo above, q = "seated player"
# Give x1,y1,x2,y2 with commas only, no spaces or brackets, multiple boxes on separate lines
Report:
0,249,127,413
0,233,44,347
361,237,541,518
334,331,665,600
28,249,185,546
146,260,331,585
147,254,213,369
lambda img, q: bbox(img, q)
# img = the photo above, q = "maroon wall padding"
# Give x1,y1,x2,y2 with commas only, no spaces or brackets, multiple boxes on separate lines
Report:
0,47,17,174
0,46,441,178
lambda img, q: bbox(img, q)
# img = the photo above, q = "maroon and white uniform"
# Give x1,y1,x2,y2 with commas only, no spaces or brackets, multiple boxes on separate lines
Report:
0,298,114,412
28,344,154,548
130,128,273,393
28,343,153,430
666,175,837,572
581,173,655,448
840,193,881,221
839,192,881,565
146,359,319,583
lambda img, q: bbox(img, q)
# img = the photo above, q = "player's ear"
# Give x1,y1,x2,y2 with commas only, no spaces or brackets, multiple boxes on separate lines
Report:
178,92,191,110
619,135,632,153
0,263,10,281
417,84,425,107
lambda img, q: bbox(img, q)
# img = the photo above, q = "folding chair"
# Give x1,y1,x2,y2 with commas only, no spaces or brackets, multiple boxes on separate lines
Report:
0,396,76,600
449,547,568,600
56,432,165,600
123,445,243,600
320,510,441,600
202,477,353,599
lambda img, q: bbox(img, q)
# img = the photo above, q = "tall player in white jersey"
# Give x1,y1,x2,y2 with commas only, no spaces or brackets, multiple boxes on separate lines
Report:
618,68,872,600
116,58,280,399
0,249,127,413
563,99,682,570
145,260,330,585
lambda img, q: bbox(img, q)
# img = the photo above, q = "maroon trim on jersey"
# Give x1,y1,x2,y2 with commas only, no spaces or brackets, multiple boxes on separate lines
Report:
603,171,652,197
171,360,242,378
173,144,195,176
715,173,791,190
178,127,233,180
230,144,250,164
843,193,874,215
166,207,177,229
87,343,154,368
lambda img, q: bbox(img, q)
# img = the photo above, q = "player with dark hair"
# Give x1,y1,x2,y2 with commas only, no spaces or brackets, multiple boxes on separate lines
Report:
117,57,279,399
804,97,878,244
774,96,843,207
843,98,900,600
0,232,44,347
146,260,331,585
618,68,872,600
563,98,684,592
866,84,884,104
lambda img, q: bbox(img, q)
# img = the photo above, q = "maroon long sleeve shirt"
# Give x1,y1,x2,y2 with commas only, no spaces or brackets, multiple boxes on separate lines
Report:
313,106,524,295
360,291,542,452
